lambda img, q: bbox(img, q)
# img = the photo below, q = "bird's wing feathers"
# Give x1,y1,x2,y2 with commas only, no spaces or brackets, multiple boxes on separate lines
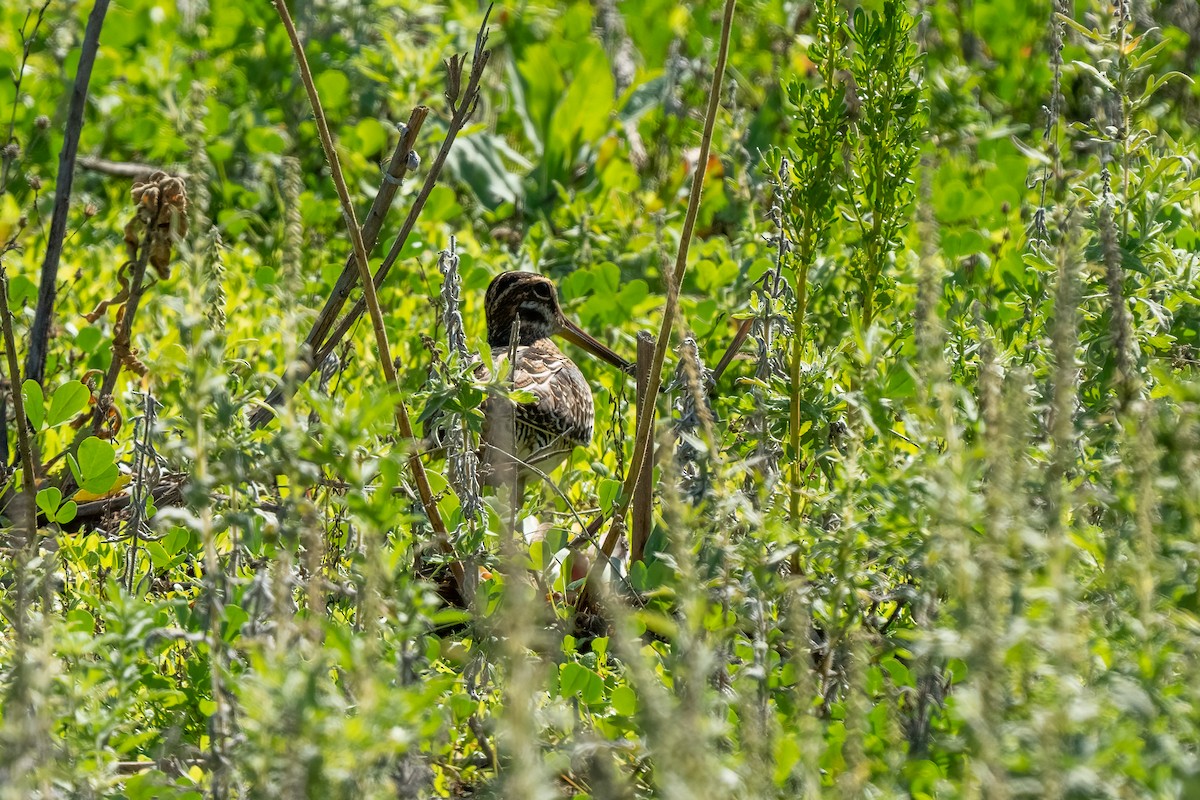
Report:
482,340,594,469
511,341,594,447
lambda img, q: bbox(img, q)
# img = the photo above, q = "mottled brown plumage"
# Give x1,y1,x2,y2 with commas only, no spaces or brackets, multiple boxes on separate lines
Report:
481,272,631,484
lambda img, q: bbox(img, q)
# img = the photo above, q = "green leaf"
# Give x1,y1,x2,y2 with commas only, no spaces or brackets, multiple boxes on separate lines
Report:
77,437,115,475
1055,12,1105,43
774,735,801,786
352,117,389,157
223,605,249,641
66,608,95,632
163,527,189,555
246,126,288,155
146,541,173,570
544,43,614,184
67,454,83,489
559,662,604,705
528,539,546,571
316,70,350,110
611,684,637,716
47,380,89,427
22,380,45,430
448,132,526,210
36,487,62,517
74,326,103,354
55,501,78,525
77,437,119,494
598,479,622,513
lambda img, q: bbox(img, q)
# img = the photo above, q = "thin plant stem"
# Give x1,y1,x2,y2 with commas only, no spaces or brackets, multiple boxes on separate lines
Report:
304,16,494,376
251,8,493,429
248,105,429,428
25,0,112,386
271,0,465,595
594,0,737,564
90,204,158,436
788,262,809,519
0,1,51,192
0,252,38,539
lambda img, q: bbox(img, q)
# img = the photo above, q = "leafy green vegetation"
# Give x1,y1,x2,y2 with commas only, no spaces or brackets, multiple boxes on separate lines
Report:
2,0,1200,797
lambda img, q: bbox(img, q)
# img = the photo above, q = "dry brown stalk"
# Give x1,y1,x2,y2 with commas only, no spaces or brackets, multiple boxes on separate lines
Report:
90,202,159,435
303,17,493,376
712,316,754,382
251,7,493,430
271,0,465,595
247,105,429,428
591,0,738,571
25,0,111,387
631,331,657,563
0,252,39,539
90,172,188,436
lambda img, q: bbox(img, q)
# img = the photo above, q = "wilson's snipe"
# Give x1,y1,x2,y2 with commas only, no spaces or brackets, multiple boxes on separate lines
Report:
480,271,632,486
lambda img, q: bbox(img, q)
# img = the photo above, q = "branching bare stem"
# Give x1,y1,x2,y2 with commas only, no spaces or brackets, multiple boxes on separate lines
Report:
592,0,738,568
271,0,465,596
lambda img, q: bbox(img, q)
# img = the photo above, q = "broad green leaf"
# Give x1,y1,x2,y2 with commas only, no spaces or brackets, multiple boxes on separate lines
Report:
246,126,287,155
528,539,546,571
222,605,249,642
55,501,77,524
47,380,89,427
36,487,62,517
315,70,349,110
774,735,802,786
77,437,115,475
162,527,190,555
544,43,613,184
65,608,95,633
598,479,622,513
74,325,103,353
22,380,45,430
559,662,604,705
77,437,119,495
352,117,389,157
611,684,637,716
146,541,173,570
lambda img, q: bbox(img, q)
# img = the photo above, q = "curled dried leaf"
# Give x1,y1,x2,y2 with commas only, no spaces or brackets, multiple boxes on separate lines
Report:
127,171,189,279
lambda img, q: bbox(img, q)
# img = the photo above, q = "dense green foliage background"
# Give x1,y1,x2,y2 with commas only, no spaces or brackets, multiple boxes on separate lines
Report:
2,0,1200,797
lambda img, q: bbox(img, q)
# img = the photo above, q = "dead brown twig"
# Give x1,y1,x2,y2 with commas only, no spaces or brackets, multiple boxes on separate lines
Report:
25,0,112,387
712,317,754,382
630,332,657,564
0,247,39,541
271,0,467,596
250,6,493,430
246,105,429,428
90,173,188,436
583,0,738,593
303,15,494,380
77,155,189,180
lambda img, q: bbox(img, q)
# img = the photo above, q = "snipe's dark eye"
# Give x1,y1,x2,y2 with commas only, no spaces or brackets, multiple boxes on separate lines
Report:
531,282,554,301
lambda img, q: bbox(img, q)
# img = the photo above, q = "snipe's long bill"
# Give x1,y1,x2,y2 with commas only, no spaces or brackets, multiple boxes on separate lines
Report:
481,271,632,485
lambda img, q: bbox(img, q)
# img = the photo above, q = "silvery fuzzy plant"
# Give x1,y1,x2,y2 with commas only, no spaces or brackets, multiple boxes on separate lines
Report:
435,238,484,528
673,337,715,507
745,185,794,497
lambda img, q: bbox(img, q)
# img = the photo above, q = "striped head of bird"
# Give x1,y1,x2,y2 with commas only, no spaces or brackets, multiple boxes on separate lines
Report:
483,271,632,373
